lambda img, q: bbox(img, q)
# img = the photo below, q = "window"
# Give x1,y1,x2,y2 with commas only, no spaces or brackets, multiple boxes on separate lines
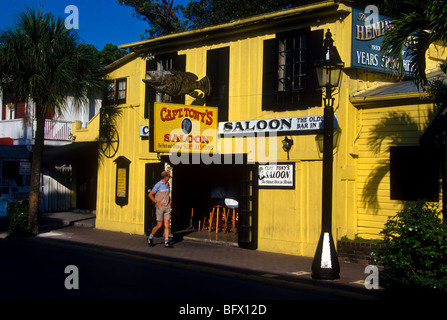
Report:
117,79,127,103
154,55,174,103
106,82,115,102
2,93,26,120
278,34,307,93
104,78,127,106
263,28,323,111
145,53,186,119
390,146,439,201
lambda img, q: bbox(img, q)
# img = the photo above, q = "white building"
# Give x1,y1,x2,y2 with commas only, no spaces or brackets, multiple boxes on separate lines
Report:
0,91,101,215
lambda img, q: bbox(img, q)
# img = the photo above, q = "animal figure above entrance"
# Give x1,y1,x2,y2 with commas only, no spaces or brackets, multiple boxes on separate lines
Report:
143,70,211,100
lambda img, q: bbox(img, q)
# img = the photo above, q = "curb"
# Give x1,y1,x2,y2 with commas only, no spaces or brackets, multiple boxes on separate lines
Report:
39,217,95,229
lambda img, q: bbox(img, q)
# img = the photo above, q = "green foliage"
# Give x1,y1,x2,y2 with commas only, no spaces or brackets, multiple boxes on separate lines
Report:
117,0,188,38
98,43,128,66
118,0,316,39
0,8,106,232
372,201,447,293
425,78,447,109
183,0,292,30
7,198,33,237
0,7,106,115
379,0,447,87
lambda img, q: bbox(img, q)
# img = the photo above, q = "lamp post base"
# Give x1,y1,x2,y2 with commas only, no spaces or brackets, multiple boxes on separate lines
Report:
311,232,340,280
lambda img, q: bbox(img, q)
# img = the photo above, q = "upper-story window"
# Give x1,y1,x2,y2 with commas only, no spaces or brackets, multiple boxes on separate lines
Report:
278,34,307,93
145,53,186,119
263,28,323,111
105,78,127,106
116,79,127,103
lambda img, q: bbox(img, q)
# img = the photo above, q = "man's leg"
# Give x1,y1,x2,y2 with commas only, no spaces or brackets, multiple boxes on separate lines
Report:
148,221,163,246
163,206,172,248
163,219,170,242
151,221,163,236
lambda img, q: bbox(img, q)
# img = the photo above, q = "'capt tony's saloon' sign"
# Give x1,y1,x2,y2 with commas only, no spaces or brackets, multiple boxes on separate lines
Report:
219,115,336,136
154,102,218,153
258,163,295,189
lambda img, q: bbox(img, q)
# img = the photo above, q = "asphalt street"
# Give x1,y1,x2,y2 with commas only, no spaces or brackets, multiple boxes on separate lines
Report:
0,236,374,301
0,214,393,318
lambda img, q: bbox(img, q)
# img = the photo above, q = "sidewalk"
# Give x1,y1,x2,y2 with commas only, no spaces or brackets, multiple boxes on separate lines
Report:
39,211,96,228
5,211,381,298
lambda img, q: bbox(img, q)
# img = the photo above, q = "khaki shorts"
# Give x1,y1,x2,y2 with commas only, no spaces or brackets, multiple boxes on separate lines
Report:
155,205,171,221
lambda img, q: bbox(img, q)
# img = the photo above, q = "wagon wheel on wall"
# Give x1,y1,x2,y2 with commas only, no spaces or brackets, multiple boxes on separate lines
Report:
100,124,119,158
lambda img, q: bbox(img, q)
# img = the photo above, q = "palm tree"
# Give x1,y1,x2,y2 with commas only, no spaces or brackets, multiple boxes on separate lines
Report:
0,8,104,233
379,0,447,87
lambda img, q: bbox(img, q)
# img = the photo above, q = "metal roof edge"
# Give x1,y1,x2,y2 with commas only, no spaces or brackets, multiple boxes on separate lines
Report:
350,92,429,106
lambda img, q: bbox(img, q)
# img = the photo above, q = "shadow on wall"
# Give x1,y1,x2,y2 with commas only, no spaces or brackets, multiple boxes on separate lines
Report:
361,110,439,214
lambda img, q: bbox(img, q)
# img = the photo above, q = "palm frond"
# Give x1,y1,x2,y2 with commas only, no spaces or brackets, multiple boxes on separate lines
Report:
380,0,447,87
0,7,105,115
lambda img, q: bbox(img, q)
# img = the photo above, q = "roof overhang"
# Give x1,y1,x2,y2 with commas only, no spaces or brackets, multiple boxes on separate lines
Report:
43,142,98,166
350,70,447,107
350,92,429,107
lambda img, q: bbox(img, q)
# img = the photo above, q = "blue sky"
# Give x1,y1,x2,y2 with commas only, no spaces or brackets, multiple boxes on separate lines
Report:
0,0,188,50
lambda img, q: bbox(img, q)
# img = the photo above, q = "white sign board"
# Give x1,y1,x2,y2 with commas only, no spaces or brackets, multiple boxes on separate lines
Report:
140,125,149,137
258,163,295,189
219,115,337,136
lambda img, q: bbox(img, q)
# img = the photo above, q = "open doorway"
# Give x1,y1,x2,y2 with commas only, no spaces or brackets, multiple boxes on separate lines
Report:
170,162,258,248
145,159,258,249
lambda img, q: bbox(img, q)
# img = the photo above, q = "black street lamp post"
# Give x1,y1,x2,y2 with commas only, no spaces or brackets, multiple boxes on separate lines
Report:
311,29,344,280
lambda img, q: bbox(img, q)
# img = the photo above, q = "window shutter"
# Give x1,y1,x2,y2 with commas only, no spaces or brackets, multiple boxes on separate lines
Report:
207,47,229,122
262,38,278,111
171,54,186,105
16,102,26,119
301,29,323,108
390,146,439,201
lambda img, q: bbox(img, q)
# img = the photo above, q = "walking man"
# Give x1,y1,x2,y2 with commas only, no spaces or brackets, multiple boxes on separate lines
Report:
148,171,172,248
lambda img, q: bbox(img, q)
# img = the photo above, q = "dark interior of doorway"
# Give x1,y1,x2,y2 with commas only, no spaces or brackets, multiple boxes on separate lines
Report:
171,164,243,245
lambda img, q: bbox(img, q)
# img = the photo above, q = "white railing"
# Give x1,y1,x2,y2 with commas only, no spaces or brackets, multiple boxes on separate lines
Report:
39,119,72,141
0,118,72,142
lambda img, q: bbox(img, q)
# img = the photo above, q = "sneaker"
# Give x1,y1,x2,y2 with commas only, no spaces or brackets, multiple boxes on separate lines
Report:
164,242,173,248
148,237,154,247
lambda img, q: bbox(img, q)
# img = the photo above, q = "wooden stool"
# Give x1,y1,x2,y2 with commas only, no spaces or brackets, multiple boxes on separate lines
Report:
209,205,224,233
201,217,207,231
189,208,194,229
226,207,237,233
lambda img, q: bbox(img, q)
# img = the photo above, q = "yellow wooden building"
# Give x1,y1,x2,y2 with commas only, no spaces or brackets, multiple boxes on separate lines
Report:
72,0,446,257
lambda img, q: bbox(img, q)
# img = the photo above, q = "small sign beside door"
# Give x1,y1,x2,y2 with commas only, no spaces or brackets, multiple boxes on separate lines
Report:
258,163,295,189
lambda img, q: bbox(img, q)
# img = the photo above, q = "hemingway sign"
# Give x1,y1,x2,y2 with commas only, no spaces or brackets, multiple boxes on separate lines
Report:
154,102,218,153
258,163,295,189
352,7,411,73
219,115,337,136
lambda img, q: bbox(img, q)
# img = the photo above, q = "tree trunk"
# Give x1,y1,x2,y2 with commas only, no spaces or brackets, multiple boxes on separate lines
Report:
28,108,45,234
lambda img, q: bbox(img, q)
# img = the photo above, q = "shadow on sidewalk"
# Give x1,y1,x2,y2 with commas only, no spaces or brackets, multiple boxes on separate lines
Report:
6,227,383,301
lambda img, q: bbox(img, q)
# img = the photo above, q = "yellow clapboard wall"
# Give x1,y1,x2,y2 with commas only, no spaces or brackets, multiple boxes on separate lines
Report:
70,2,445,257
